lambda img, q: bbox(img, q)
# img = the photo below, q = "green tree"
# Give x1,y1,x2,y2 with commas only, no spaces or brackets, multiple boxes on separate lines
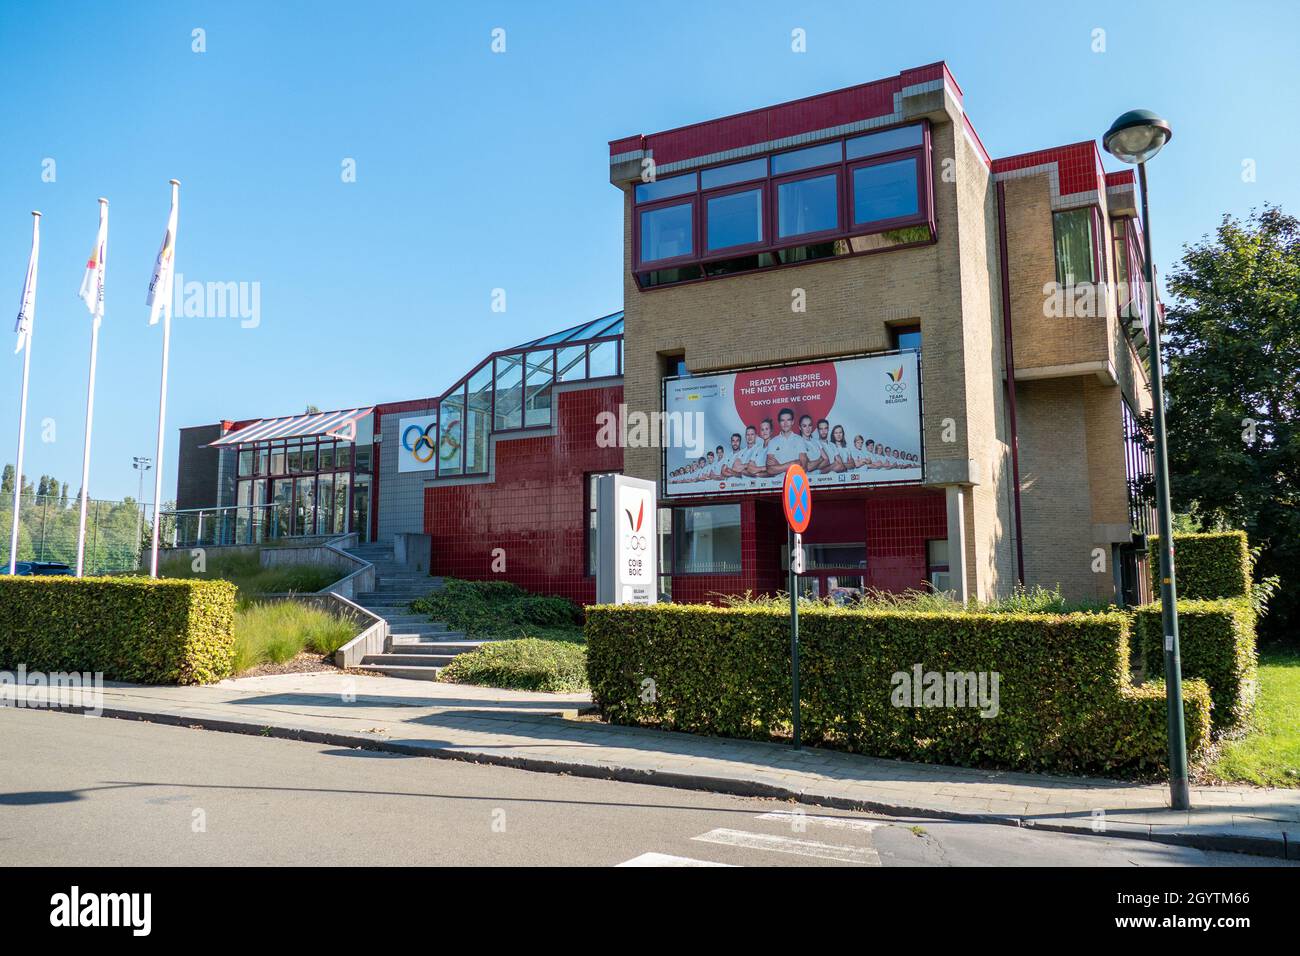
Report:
1163,205,1300,642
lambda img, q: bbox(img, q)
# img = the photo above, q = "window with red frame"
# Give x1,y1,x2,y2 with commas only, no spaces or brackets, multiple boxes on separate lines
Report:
632,122,933,289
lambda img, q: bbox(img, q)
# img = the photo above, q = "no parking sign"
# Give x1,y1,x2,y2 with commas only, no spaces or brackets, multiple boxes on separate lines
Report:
781,464,811,749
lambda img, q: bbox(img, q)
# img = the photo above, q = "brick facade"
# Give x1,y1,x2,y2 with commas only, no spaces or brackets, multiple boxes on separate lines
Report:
422,384,624,605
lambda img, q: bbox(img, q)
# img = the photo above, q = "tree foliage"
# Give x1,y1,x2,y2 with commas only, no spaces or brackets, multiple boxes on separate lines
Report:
0,464,150,574
1163,205,1300,641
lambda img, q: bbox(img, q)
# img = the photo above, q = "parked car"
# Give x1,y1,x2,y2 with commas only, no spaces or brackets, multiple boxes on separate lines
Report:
1,561,74,576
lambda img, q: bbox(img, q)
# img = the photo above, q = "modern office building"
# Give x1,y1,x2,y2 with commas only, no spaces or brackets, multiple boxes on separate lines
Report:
174,61,1157,607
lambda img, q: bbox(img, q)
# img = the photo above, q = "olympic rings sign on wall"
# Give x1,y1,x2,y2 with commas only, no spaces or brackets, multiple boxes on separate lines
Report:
397,414,438,473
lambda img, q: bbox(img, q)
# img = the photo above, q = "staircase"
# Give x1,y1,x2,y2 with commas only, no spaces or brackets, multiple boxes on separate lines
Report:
345,541,485,680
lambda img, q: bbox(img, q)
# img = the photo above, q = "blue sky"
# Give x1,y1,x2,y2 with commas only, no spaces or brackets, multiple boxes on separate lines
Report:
2,0,1296,501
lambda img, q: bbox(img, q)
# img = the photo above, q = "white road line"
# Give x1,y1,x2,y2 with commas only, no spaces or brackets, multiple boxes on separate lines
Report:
693,828,881,865
755,810,885,833
616,852,737,867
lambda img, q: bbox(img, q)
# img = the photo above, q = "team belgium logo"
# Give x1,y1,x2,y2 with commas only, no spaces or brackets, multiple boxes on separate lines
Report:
624,498,648,551
883,364,909,404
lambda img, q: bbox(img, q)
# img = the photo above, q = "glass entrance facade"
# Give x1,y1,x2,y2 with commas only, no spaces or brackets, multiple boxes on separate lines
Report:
231,429,370,543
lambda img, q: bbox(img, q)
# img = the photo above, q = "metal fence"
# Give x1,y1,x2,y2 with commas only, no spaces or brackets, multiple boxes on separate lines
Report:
165,502,327,549
0,494,155,575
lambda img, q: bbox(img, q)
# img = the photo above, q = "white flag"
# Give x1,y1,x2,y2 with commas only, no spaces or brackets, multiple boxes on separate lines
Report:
14,214,39,353
79,201,108,321
146,186,178,325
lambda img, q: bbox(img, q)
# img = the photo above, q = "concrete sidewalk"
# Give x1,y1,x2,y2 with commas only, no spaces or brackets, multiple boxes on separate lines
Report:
9,669,1298,859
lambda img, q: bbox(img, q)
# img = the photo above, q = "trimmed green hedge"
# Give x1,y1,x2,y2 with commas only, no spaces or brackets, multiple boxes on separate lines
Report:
1135,598,1257,734
586,604,1211,775
1148,531,1250,600
0,577,237,684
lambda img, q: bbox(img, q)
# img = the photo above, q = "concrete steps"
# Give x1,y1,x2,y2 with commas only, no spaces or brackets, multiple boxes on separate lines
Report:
344,542,478,680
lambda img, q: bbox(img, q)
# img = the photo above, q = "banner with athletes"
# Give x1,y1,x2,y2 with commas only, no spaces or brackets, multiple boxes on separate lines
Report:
662,351,922,497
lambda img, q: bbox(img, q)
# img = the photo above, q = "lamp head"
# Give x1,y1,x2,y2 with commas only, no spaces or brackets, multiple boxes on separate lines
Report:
1104,109,1172,164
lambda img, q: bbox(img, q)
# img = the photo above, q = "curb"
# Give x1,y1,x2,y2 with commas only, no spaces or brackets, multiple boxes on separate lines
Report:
37,703,1293,861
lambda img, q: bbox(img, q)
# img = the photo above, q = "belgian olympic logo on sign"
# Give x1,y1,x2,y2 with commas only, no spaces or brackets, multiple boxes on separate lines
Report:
884,365,908,394
402,421,437,464
625,498,648,551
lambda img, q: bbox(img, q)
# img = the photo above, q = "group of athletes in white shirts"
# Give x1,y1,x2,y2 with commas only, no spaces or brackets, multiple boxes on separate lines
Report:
667,407,919,486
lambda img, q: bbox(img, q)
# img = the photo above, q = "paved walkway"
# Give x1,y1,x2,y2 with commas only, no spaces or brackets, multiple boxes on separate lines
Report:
8,669,1298,859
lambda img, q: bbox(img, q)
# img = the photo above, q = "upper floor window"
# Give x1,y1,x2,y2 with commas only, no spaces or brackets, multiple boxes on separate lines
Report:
706,186,764,251
891,324,921,352
1052,207,1100,287
776,172,840,239
632,122,933,289
640,201,694,263
852,157,921,225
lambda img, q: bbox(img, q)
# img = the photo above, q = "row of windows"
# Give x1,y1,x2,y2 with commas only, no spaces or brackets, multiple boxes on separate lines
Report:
236,439,369,479
234,471,355,540
633,123,931,288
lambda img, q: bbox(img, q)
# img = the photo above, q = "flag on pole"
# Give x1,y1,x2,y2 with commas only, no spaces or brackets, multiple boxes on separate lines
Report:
146,189,178,325
14,213,39,353
79,200,108,322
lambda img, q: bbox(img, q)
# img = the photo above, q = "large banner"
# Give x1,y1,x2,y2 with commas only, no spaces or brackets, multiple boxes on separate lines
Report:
663,352,922,497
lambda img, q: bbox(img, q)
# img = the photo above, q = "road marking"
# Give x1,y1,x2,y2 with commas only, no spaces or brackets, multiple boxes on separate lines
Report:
616,852,736,867
755,810,884,833
692,828,881,865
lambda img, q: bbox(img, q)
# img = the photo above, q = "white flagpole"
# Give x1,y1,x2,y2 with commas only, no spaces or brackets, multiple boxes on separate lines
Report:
75,198,109,577
149,180,180,578
9,211,39,576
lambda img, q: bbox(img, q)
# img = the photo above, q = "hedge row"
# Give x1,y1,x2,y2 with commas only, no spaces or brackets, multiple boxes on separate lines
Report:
1147,531,1251,600
586,604,1210,775
1134,598,1258,734
0,577,237,684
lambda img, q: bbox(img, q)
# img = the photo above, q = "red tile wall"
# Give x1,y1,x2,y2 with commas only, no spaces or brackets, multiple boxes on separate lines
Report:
425,400,945,606
423,385,624,605
992,141,1106,199
667,485,947,603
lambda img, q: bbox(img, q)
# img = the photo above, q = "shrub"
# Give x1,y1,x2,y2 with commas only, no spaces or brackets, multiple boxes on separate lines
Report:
411,578,582,640
231,601,356,674
585,603,1211,775
0,576,236,684
719,584,1111,614
438,638,588,693
1147,531,1250,601
1134,598,1258,734
157,551,340,597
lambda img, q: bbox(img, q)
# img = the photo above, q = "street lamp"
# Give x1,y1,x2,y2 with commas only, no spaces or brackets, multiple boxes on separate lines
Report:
132,456,153,566
1103,109,1189,811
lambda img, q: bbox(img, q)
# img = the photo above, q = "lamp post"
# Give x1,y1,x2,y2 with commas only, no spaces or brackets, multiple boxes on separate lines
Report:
1103,109,1189,811
133,456,152,567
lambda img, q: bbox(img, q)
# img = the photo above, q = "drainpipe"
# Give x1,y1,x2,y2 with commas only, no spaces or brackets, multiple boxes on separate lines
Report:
996,181,1026,585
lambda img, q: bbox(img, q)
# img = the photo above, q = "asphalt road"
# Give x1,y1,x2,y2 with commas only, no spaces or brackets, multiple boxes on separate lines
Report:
0,706,1291,867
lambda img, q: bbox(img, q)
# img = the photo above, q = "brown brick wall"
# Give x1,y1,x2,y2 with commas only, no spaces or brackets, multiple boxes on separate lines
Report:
617,95,1136,604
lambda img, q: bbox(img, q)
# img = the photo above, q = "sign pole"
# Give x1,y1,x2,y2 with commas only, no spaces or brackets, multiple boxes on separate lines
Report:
789,526,800,749
781,464,811,750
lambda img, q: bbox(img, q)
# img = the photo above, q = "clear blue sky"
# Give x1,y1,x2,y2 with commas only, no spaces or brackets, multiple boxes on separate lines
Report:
2,0,1296,501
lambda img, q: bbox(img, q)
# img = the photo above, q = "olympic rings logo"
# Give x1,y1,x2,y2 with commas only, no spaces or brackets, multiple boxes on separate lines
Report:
439,418,462,461
401,422,438,464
